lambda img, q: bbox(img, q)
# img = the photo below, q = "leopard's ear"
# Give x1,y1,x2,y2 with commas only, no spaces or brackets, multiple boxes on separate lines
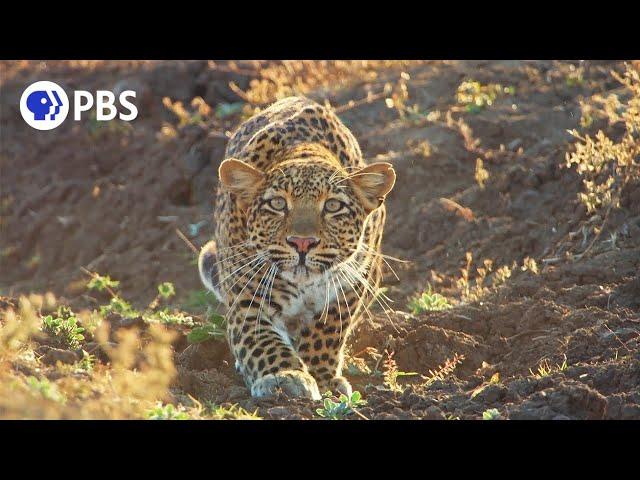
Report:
350,162,396,212
219,159,265,210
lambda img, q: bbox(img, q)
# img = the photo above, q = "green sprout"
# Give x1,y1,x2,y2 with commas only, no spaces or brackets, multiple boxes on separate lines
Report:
456,80,514,113
76,350,95,373
86,273,120,292
529,355,568,379
145,403,190,420
42,306,85,350
26,376,65,403
187,313,226,343
215,102,244,119
205,403,262,420
183,289,219,311
316,391,366,420
99,296,140,319
157,282,176,300
482,408,501,420
144,309,194,326
408,285,452,313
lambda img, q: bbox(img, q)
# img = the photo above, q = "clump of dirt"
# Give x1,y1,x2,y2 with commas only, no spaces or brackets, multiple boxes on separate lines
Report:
1,60,638,419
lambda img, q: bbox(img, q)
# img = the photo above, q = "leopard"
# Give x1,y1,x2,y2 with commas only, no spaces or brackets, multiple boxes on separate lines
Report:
198,96,395,400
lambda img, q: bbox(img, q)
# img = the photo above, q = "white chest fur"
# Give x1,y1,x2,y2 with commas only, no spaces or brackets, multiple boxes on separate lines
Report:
279,270,339,324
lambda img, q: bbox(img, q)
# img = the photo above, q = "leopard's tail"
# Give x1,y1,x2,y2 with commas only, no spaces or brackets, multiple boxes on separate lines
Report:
198,240,224,303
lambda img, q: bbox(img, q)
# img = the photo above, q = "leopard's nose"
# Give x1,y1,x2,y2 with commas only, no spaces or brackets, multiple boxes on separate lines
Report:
286,236,320,254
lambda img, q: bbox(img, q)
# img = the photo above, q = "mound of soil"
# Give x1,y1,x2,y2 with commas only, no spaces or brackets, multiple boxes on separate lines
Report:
1,60,638,419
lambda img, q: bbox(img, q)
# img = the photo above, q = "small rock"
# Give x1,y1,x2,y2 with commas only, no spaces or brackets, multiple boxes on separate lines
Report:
84,341,114,363
423,405,446,420
376,412,400,420
39,346,80,366
268,406,292,418
286,413,306,420
507,138,522,151
474,384,508,404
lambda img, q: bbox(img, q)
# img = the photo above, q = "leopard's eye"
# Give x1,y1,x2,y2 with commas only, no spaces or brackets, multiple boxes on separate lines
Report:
268,196,287,211
324,199,343,213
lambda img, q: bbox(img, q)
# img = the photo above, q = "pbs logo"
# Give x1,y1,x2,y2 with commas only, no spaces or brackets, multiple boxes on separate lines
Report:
20,80,138,131
20,81,70,131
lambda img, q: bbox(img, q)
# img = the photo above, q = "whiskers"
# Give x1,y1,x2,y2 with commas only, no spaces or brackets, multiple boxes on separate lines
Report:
328,165,368,187
331,170,384,187
333,250,400,333
254,262,279,335
212,242,282,337
210,238,400,343
215,252,267,317
351,243,409,282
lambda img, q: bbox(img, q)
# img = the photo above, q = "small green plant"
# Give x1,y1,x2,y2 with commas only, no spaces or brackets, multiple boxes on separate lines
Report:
157,282,175,300
316,391,366,420
529,355,568,379
183,289,219,312
205,403,261,420
91,277,194,327
521,256,539,274
470,372,501,399
382,350,418,392
148,282,178,311
145,403,190,420
455,252,515,303
456,80,514,113
408,285,452,313
564,64,639,258
482,408,501,420
423,353,465,387
86,273,120,292
565,64,585,87
75,350,95,373
42,306,85,350
26,376,65,403
162,96,211,127
475,158,490,189
531,361,552,378
187,313,226,343
215,102,244,119
144,309,194,326
99,296,140,319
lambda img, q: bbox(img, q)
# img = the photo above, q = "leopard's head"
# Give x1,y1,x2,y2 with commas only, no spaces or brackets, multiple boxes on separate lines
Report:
219,151,395,278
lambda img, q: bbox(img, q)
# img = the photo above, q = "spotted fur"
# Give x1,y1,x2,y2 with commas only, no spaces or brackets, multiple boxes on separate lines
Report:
198,97,395,399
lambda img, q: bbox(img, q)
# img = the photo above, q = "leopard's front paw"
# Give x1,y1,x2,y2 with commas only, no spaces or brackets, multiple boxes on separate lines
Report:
251,370,321,400
324,376,352,397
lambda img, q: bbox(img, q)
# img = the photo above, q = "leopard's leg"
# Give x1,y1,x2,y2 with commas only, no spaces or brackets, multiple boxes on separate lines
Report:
297,287,361,397
300,213,386,396
226,291,321,401
201,248,321,400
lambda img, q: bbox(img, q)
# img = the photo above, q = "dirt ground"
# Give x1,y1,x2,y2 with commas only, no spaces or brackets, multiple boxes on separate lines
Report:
1,60,639,419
